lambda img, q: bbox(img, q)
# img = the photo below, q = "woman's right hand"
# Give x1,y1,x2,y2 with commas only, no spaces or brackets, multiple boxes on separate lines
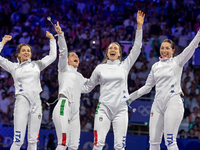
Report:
46,31,55,39
2,35,12,45
137,10,145,25
54,21,62,34
136,10,145,30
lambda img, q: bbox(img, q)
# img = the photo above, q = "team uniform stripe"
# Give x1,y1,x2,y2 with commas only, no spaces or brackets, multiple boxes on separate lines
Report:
94,130,98,145
60,99,66,116
95,102,101,114
62,133,66,146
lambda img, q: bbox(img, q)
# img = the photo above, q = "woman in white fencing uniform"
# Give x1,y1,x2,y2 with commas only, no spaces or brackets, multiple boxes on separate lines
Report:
0,31,56,150
127,29,200,150
82,10,145,150
52,22,87,150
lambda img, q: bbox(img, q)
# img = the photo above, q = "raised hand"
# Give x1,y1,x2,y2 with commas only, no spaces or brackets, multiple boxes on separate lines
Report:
46,31,54,39
137,10,145,25
136,10,145,30
2,35,12,45
54,21,62,34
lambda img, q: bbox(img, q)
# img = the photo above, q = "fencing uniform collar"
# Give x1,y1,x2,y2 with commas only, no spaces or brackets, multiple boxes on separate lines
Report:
68,65,78,71
107,59,120,65
159,56,173,62
17,58,31,65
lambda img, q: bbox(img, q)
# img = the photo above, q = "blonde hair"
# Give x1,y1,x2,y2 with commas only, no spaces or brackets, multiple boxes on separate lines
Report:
101,42,122,64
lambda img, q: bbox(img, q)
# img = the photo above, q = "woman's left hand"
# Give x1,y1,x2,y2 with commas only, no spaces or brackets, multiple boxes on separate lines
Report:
46,31,54,39
137,10,145,26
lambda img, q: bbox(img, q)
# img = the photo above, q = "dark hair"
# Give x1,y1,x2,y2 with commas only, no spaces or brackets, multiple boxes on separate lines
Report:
68,51,74,57
101,42,122,64
16,43,32,61
161,39,176,56
162,39,175,49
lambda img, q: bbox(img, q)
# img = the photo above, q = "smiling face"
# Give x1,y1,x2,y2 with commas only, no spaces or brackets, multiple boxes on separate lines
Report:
17,44,32,63
160,40,175,58
68,52,79,68
106,43,121,61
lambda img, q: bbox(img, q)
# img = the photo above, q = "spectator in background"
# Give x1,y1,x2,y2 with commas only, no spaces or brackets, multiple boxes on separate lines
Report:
173,22,183,39
178,29,189,53
0,4,11,36
0,92,10,115
158,30,168,43
2,114,11,126
193,124,200,139
135,55,144,71
184,93,197,115
189,116,200,130
187,128,196,139
20,0,31,22
188,80,200,96
150,36,161,57
189,107,200,124
9,28,18,40
178,129,186,138
194,17,200,33
7,91,15,122
137,64,149,86
0,83,5,100
13,30,23,45
147,50,159,71
18,32,30,44
123,15,134,28
81,116,93,132
42,39,50,51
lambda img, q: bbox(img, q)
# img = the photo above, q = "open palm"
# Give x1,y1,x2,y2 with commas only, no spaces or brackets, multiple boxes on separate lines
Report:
137,10,145,25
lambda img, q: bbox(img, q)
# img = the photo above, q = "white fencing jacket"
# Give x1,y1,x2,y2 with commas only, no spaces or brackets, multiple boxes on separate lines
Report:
0,39,57,105
57,33,87,113
82,30,143,114
129,31,200,109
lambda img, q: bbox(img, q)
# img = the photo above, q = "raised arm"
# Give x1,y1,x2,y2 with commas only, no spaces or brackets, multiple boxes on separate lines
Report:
55,22,68,72
174,29,200,67
36,31,57,71
0,35,15,73
123,10,145,71
127,66,156,105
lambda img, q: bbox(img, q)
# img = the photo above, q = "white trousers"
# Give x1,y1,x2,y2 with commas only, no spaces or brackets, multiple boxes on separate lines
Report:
149,95,184,150
10,95,42,150
53,98,80,150
93,103,128,150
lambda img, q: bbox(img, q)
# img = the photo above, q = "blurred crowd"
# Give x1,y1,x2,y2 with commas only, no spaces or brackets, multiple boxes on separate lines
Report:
0,0,200,140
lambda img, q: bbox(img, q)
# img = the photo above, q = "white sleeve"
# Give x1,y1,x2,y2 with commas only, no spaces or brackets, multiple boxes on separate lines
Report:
130,66,156,100
174,32,200,67
82,67,100,93
0,42,15,73
122,30,143,72
35,39,57,71
58,32,68,72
